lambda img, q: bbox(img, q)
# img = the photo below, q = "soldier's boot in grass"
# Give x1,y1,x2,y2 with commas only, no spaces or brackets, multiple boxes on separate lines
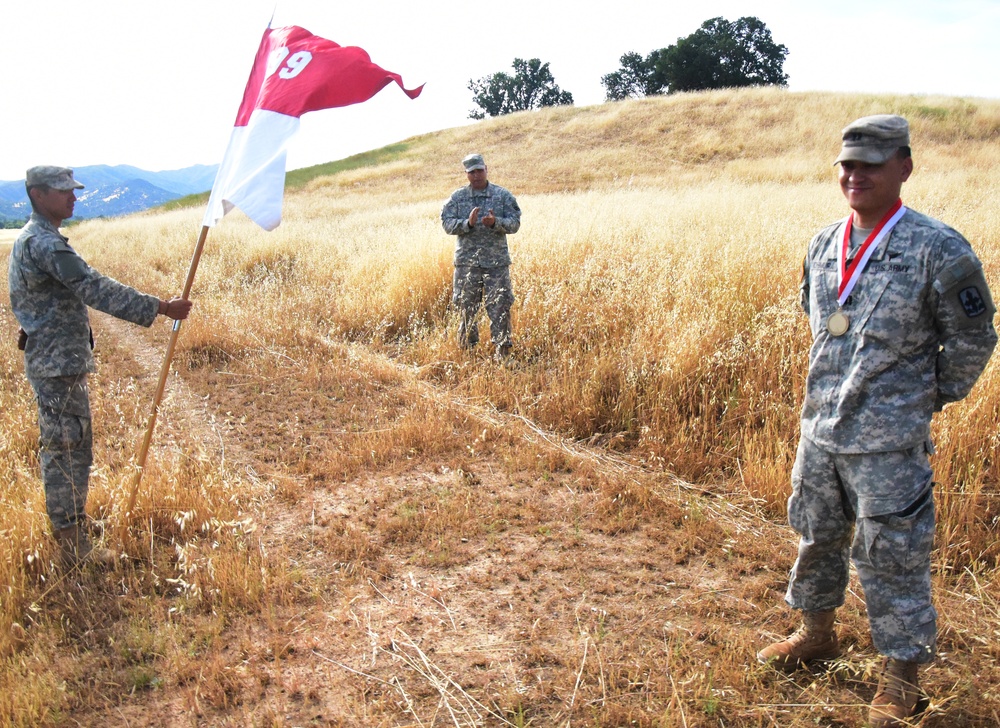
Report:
868,658,929,727
757,609,840,672
54,523,117,570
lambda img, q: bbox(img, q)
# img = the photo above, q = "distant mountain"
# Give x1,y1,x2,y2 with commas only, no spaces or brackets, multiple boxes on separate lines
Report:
0,163,218,225
73,178,183,219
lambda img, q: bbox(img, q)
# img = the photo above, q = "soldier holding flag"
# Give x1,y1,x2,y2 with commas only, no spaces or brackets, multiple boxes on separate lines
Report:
9,165,192,569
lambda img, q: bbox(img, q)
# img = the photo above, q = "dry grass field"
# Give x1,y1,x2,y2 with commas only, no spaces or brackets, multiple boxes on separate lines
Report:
2,87,999,726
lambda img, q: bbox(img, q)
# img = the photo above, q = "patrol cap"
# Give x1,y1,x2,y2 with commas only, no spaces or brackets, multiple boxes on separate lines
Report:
462,153,486,172
26,166,85,190
834,115,910,165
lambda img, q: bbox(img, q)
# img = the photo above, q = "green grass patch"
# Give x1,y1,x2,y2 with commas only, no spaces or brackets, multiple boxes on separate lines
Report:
160,190,211,213
284,142,411,188
157,142,414,214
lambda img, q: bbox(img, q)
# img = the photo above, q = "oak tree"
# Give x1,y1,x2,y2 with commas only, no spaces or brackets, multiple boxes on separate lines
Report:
602,16,788,100
469,58,574,119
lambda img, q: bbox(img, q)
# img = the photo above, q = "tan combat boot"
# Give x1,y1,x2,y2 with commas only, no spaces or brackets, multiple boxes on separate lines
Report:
869,657,928,727
54,523,117,570
757,609,840,672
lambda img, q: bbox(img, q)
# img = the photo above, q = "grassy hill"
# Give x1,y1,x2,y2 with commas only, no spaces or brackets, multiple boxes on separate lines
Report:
2,87,1000,726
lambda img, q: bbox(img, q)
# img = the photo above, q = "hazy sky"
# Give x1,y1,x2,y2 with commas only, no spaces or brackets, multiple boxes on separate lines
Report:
3,0,999,181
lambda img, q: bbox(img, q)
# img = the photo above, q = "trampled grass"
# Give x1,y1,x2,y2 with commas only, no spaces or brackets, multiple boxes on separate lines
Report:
2,88,1000,726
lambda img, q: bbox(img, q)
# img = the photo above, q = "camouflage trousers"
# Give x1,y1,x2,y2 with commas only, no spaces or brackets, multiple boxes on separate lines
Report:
29,374,93,532
785,435,937,663
452,265,514,349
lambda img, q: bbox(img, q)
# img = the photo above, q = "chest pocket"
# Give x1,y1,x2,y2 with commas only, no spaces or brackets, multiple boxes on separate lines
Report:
819,235,924,331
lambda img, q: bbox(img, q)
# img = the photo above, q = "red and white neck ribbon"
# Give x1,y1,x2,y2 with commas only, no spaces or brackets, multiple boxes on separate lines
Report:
838,199,906,306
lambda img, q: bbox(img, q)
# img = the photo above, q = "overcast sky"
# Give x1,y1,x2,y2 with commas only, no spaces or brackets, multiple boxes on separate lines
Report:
3,0,999,181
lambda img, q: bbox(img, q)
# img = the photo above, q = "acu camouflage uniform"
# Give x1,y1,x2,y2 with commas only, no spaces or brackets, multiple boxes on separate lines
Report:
790,208,997,662
441,178,521,349
9,213,160,531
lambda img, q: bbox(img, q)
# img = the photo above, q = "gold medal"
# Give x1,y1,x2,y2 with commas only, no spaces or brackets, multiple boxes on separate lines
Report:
827,311,850,337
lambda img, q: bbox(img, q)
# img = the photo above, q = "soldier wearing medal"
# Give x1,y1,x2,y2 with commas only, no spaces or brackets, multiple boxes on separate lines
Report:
757,116,997,727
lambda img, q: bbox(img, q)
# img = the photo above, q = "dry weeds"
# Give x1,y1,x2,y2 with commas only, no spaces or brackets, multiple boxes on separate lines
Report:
2,88,1000,726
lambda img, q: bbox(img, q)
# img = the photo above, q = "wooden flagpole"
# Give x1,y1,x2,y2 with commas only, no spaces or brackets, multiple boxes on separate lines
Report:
121,225,211,533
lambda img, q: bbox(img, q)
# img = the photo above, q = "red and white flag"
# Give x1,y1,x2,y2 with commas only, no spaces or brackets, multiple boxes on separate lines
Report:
204,25,423,231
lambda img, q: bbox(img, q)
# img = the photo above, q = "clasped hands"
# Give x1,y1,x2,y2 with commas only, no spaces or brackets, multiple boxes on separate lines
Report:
468,207,496,228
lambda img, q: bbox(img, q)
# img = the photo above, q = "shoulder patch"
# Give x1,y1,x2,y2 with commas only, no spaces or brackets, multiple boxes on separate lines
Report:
959,286,989,318
52,249,89,283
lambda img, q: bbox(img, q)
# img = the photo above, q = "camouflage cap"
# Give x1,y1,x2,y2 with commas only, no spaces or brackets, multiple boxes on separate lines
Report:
462,153,486,171
834,115,910,165
26,166,85,190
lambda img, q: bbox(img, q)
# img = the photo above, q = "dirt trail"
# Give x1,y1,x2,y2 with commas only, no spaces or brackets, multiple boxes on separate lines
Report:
93,314,244,468
89,313,838,727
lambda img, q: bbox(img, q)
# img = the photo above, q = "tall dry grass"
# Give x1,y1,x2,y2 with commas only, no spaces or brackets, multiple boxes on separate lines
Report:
73,88,1000,563
1,237,270,721
3,87,1000,725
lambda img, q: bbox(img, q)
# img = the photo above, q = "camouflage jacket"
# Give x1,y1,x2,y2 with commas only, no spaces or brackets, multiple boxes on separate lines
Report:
799,208,997,453
8,213,159,379
441,182,520,268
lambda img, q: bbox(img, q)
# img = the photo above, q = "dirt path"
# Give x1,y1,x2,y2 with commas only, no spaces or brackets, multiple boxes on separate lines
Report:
93,314,242,466
88,313,878,728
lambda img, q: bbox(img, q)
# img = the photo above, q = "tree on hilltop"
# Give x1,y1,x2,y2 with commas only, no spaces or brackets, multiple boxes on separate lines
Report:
468,58,574,119
601,50,668,101
663,16,789,92
601,16,789,100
